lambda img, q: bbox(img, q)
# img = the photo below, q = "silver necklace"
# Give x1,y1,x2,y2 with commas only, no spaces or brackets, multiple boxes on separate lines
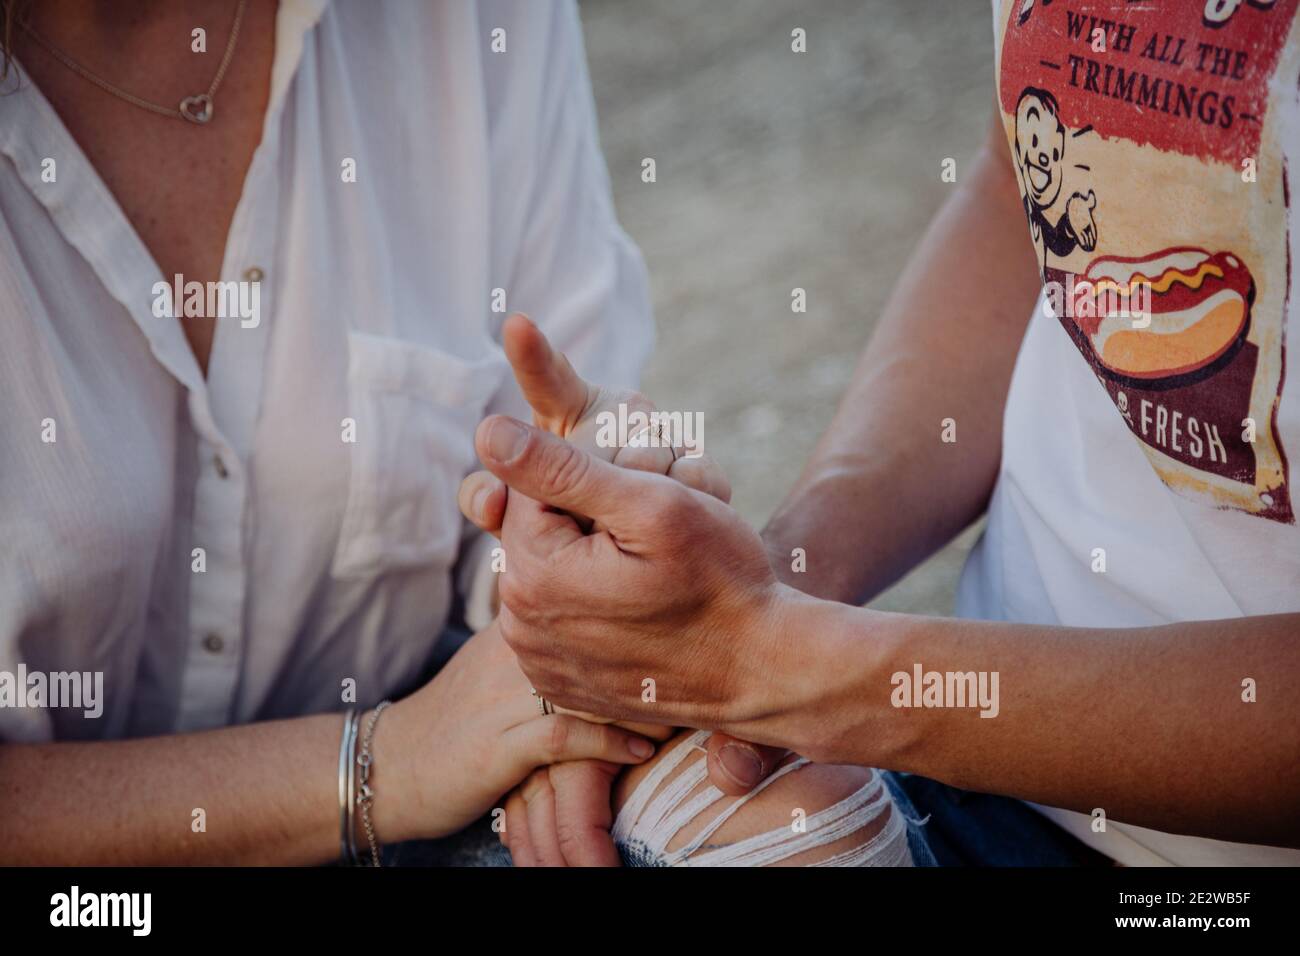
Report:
21,0,248,126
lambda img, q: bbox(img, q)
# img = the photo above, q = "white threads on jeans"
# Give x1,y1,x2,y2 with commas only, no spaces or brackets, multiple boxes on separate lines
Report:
612,731,913,867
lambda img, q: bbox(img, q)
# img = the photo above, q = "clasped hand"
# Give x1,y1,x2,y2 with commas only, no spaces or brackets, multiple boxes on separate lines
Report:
457,314,789,864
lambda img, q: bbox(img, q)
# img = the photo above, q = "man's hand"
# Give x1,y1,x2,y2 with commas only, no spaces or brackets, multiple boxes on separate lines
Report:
461,316,783,865
475,414,789,733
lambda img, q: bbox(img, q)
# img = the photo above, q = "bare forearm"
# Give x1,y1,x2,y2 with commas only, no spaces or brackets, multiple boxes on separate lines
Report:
0,713,348,864
763,111,1040,603
760,593,1300,846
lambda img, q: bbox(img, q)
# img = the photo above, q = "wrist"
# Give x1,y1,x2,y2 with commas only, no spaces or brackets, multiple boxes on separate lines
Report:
826,607,931,769
364,696,423,846
744,592,921,768
717,582,829,750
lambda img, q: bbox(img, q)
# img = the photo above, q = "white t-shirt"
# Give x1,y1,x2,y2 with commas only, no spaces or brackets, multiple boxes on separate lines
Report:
0,0,652,742
961,0,1300,865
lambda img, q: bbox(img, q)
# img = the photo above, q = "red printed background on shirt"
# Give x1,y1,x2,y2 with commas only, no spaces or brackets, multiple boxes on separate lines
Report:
997,0,1300,523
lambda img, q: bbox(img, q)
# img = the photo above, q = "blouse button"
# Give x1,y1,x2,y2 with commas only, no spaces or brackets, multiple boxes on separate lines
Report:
202,633,225,654
243,266,264,283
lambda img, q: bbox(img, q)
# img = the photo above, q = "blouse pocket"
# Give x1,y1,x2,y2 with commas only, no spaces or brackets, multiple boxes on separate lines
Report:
331,331,504,579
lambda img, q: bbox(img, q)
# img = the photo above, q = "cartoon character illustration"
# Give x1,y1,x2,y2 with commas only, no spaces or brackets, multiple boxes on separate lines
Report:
1013,87,1098,274
997,0,1295,523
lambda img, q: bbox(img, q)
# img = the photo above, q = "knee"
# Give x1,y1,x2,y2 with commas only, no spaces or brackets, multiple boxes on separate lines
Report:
612,730,913,866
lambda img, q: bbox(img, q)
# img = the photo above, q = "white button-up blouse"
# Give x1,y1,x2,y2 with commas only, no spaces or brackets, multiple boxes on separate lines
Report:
0,0,653,742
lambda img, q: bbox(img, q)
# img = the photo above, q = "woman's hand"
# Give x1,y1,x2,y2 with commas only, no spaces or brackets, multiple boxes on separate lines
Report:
372,622,657,844
503,760,625,866
458,313,731,537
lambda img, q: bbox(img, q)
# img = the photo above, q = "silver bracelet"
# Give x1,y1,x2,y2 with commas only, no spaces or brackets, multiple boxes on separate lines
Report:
339,708,361,865
356,700,392,867
338,708,355,862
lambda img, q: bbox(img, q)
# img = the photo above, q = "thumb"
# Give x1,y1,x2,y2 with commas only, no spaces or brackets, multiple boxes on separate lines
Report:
503,313,594,434
705,734,791,796
476,415,660,533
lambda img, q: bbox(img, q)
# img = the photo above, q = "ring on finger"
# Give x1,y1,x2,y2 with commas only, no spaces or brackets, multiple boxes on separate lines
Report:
529,686,555,716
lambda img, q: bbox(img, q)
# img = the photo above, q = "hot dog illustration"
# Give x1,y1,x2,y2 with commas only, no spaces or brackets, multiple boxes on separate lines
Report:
1072,247,1254,382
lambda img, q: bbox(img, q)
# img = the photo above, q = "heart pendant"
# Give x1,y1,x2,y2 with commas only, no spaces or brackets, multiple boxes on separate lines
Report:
179,94,213,125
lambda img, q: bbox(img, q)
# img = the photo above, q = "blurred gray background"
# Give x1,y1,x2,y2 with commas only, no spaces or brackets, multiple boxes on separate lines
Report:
582,0,993,614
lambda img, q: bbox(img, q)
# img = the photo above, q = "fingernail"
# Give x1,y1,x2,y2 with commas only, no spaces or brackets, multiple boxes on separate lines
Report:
628,737,654,759
719,743,763,786
470,485,491,520
486,418,529,463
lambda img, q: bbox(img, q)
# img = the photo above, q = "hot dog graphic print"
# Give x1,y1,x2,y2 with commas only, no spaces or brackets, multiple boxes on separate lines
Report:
1077,247,1253,382
996,0,1300,523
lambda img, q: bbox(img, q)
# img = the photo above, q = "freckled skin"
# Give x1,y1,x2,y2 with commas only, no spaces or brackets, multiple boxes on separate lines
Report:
13,0,278,374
